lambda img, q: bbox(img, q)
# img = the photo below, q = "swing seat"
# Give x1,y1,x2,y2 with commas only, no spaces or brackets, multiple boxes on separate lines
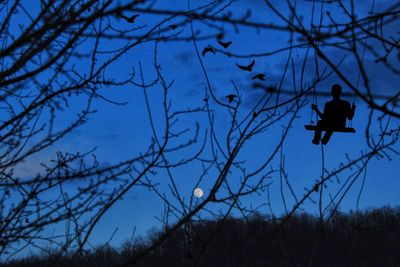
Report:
304,125,356,133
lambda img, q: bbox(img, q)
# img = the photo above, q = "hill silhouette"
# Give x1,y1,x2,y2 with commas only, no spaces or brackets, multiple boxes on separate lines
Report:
4,206,400,267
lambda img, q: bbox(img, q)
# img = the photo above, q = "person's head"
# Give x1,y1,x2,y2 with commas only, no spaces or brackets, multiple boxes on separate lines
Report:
331,84,342,99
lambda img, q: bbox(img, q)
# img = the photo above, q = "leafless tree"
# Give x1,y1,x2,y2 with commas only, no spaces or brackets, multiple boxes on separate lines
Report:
0,0,398,266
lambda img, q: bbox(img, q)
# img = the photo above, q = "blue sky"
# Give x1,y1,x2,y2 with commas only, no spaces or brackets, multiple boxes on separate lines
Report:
81,0,399,247
7,0,399,251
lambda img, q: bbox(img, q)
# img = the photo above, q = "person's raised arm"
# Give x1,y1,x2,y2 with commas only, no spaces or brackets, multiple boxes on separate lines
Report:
311,104,324,119
347,102,356,120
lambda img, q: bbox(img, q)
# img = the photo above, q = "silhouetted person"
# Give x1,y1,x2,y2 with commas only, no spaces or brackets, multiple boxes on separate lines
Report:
312,84,356,145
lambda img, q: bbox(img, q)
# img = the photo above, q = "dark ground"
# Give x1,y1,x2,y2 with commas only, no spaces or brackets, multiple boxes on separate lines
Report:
3,206,400,267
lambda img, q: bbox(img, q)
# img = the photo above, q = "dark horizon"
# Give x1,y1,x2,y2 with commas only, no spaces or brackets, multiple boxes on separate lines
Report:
4,206,400,267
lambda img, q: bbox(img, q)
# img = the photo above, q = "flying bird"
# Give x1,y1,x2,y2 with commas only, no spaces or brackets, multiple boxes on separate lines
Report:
202,46,216,57
217,40,232,49
226,94,237,103
251,73,266,81
120,14,140,23
168,24,178,30
236,59,255,72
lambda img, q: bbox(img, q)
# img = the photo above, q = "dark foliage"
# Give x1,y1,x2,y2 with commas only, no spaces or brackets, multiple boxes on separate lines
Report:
3,206,400,267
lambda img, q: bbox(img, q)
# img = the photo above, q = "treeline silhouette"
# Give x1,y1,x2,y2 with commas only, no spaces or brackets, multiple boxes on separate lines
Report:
4,206,400,267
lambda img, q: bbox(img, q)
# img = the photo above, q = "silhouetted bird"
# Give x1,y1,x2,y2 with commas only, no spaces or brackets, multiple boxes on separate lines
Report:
226,94,237,103
202,46,216,57
168,24,178,30
251,73,266,81
120,14,140,23
218,40,232,49
236,59,255,72
252,111,257,118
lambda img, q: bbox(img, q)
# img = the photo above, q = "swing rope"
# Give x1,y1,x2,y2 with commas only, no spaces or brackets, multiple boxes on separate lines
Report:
349,0,376,128
309,0,323,126
310,86,318,125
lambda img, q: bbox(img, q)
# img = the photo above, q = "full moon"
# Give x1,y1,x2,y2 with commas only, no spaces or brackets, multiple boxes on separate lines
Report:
193,188,203,198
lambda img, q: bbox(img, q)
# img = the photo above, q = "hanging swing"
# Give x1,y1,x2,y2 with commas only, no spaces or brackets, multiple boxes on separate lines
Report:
303,0,376,135
304,125,356,133
304,87,356,133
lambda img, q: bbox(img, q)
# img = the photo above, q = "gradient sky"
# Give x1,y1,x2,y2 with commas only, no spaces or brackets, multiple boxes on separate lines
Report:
10,0,399,251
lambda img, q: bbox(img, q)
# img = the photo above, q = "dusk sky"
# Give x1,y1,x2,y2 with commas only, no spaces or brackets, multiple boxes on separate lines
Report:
6,0,399,252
